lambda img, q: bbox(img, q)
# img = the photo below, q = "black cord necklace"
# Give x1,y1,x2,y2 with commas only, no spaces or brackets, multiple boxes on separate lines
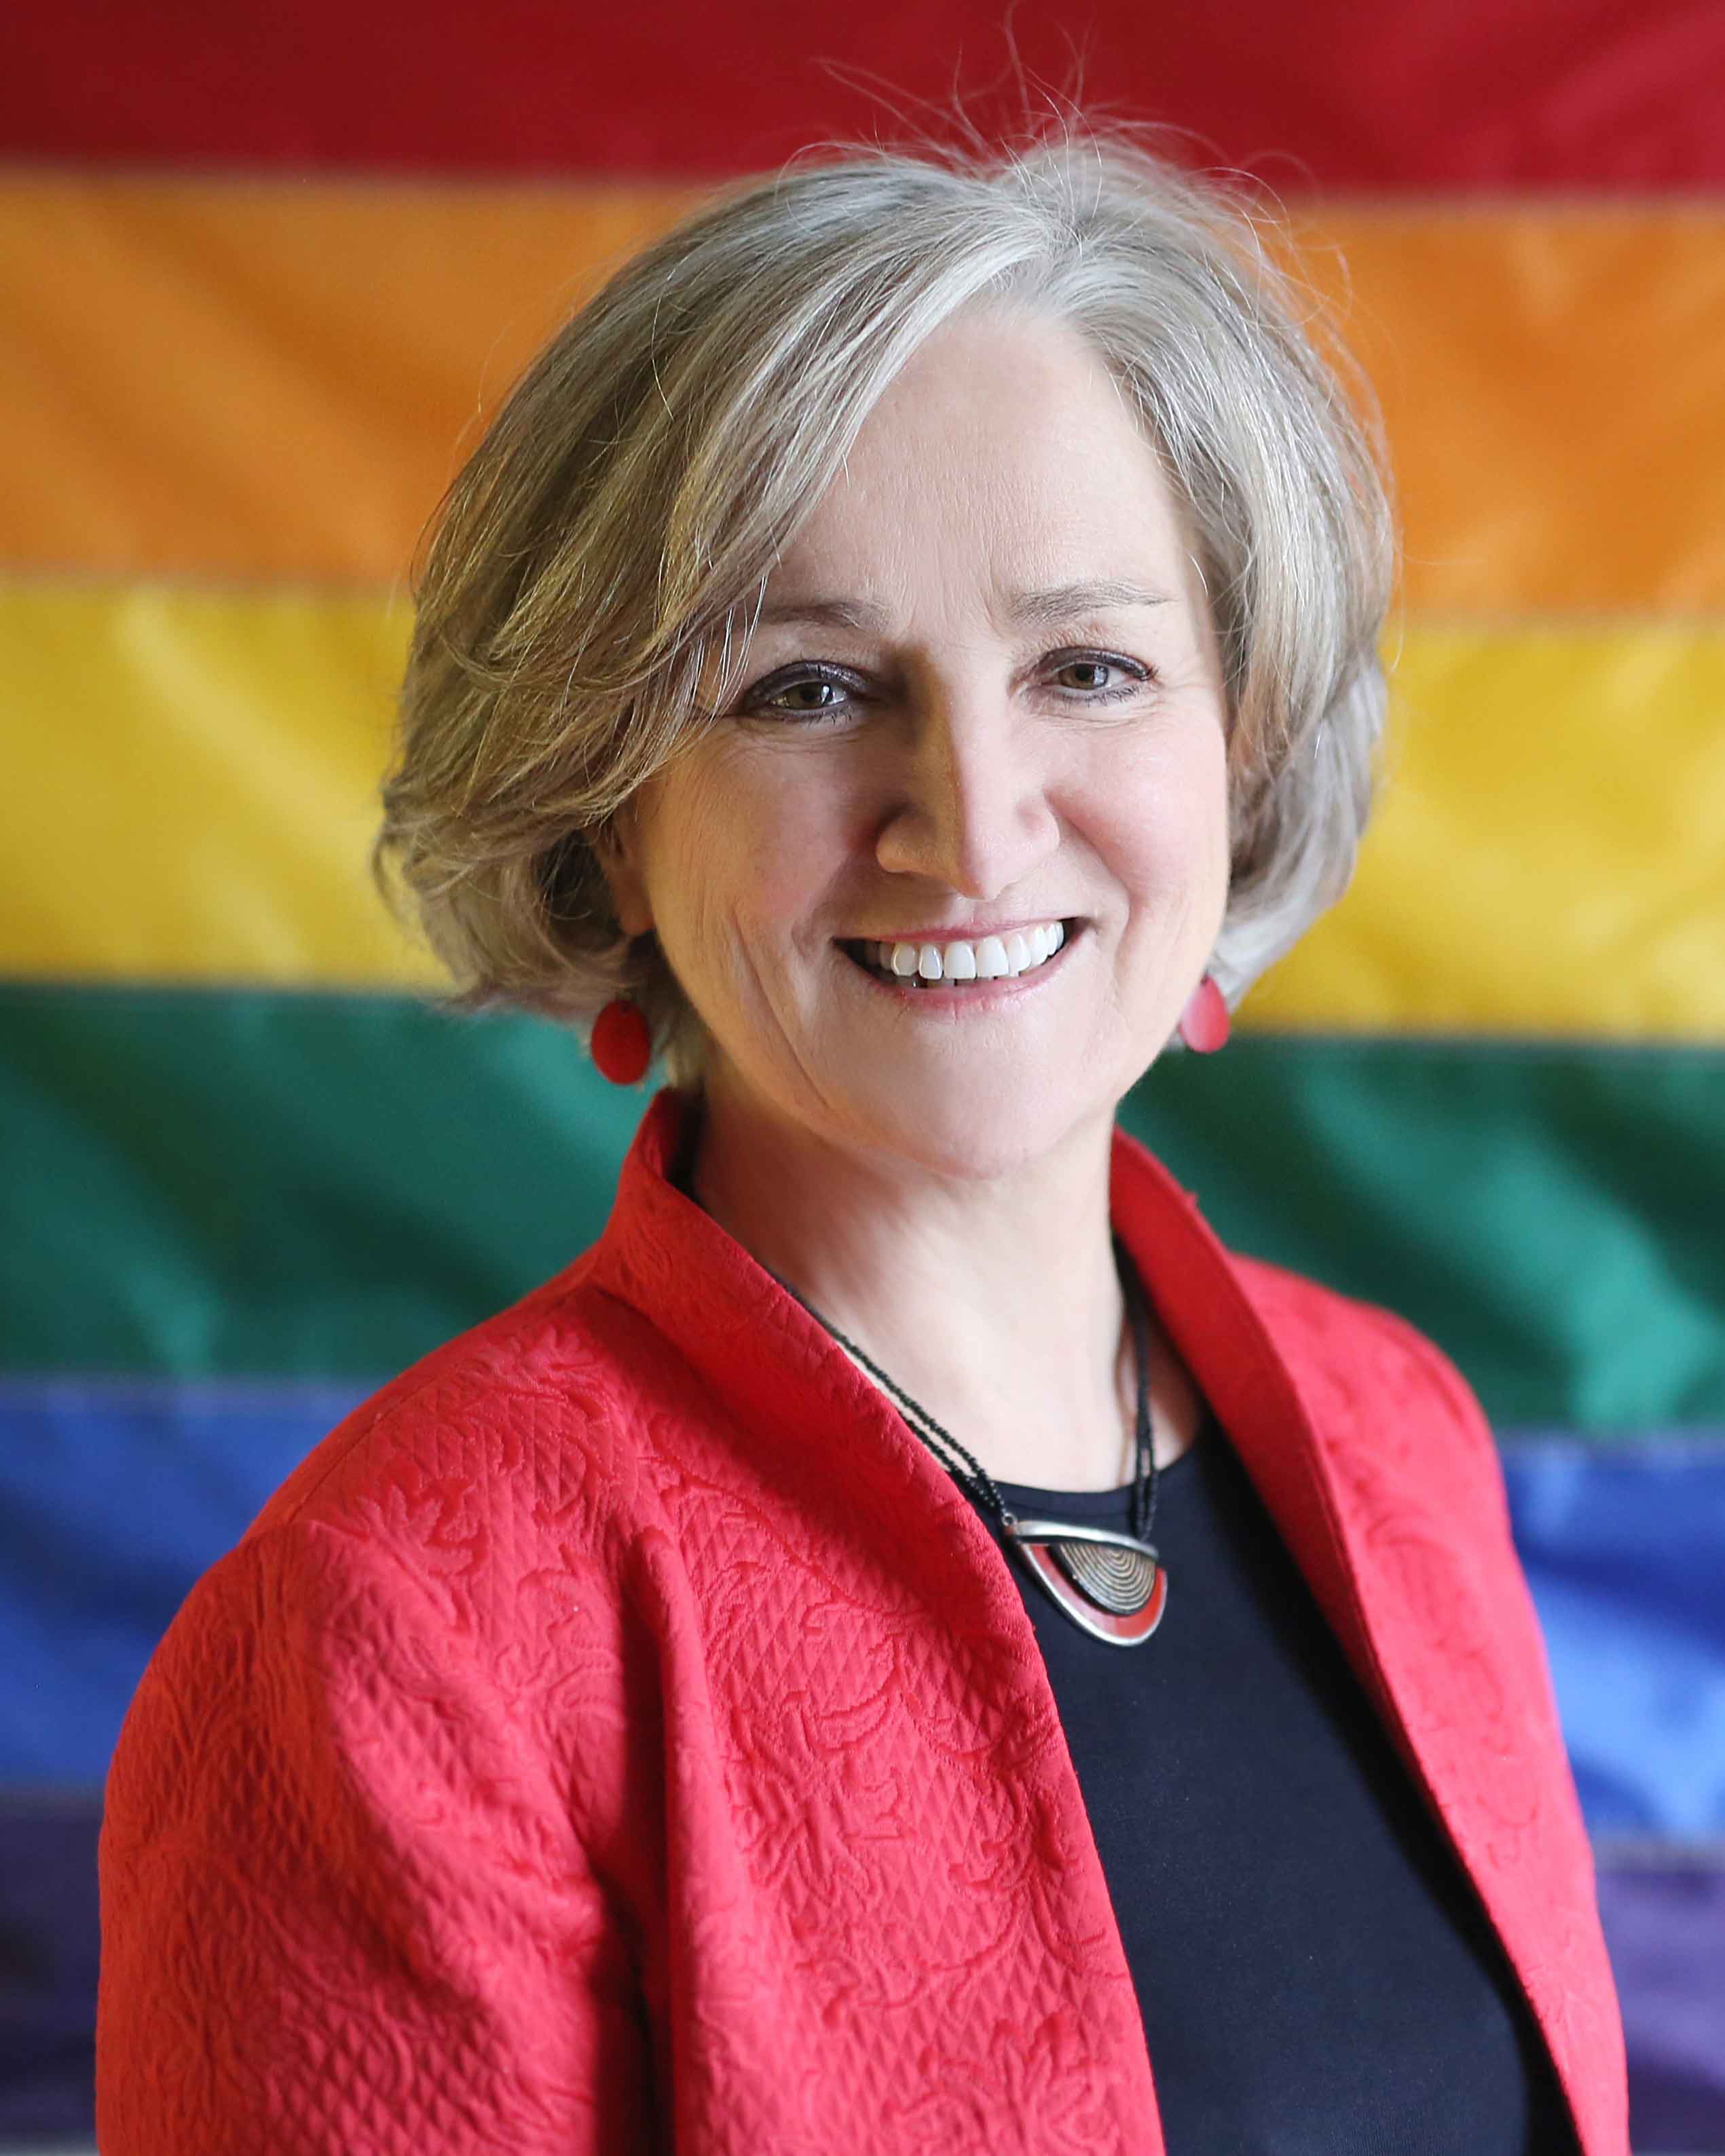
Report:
764,1232,1168,1647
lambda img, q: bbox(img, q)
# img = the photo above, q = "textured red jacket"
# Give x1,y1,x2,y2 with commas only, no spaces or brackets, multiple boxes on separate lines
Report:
97,1085,1627,2153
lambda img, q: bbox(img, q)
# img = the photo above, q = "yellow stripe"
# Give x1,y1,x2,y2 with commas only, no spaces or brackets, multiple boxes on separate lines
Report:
1244,619,1725,1038
3,582,1722,1036
5,582,432,988
3,176,1724,612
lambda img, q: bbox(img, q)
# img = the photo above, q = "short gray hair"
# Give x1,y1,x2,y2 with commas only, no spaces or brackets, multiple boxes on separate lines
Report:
378,119,1396,1086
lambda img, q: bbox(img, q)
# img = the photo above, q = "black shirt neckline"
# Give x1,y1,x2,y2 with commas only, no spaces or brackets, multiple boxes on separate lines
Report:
989,1411,1207,1517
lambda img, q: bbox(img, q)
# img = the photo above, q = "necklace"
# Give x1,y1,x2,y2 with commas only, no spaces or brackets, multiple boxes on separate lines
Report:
764,1233,1168,1647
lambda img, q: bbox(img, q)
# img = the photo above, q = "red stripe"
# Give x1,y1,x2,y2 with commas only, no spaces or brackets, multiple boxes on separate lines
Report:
10,0,1725,187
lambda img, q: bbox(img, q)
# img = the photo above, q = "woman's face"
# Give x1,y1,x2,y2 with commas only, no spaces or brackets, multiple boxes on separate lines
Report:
601,305,1232,1181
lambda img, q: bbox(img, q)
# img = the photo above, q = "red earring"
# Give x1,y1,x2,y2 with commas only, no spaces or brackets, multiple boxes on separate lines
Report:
590,995,652,1085
1179,974,1229,1054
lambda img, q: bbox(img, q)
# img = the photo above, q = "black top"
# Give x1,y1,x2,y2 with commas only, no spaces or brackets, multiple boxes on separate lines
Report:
988,1416,1578,2155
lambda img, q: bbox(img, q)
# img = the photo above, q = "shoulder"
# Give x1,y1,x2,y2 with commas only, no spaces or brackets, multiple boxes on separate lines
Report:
120,1267,680,1822
1225,1251,1506,1508
1228,1250,1488,1424
208,1260,705,1663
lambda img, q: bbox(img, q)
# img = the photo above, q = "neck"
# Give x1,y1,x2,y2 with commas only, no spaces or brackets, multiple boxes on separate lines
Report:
678,1067,1187,1491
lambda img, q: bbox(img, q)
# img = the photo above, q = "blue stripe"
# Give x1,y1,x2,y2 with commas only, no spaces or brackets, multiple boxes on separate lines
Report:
1500,1437,1725,1840
3,1382,1722,1835
0,1377,367,1781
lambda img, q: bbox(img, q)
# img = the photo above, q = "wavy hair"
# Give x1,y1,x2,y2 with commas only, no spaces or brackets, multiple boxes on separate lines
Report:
377,119,1396,1085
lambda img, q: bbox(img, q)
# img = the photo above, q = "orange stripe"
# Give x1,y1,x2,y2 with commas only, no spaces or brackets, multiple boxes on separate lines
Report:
1293,203,1725,614
0,174,690,585
3,176,1724,610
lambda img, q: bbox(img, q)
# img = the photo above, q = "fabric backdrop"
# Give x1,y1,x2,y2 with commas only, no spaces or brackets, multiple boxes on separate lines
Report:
2,2,1722,2146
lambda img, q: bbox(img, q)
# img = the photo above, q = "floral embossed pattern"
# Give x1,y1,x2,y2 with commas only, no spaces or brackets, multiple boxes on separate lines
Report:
96,1088,1628,2154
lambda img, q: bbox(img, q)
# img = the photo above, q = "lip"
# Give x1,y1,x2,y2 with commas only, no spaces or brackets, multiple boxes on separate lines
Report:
836,919,1081,1008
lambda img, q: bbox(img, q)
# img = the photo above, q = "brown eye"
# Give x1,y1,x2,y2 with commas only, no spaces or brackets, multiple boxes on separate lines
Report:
777,680,844,713
1060,660,1113,692
745,667,859,723
1049,652,1152,703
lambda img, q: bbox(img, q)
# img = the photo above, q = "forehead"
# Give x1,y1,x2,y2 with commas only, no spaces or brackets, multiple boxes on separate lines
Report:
763,308,1192,616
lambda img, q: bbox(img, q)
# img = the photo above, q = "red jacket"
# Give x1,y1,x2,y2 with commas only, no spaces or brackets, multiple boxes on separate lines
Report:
98,1086,1627,2153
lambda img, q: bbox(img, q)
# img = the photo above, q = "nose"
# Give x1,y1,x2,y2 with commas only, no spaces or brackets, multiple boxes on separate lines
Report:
872,683,1062,900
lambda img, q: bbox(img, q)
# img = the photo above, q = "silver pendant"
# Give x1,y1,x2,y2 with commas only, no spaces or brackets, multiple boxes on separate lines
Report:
1003,1517,1168,1646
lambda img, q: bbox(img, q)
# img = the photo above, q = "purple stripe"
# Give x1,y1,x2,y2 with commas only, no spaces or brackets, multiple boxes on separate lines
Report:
3,1803,1722,2145
0,1793,98,2141
1597,1855,1725,2151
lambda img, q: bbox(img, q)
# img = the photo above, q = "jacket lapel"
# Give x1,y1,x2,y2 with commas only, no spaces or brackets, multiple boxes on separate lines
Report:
1107,1124,1617,2154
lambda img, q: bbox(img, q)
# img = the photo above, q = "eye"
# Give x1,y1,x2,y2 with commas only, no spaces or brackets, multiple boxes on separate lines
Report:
741,665,860,724
739,649,1155,724
1047,651,1154,703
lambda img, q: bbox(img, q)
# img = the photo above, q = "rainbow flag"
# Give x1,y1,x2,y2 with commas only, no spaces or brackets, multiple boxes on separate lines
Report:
3,5,1722,2145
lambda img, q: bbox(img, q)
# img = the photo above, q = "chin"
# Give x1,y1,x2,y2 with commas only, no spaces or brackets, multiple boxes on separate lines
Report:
828,1064,1116,1183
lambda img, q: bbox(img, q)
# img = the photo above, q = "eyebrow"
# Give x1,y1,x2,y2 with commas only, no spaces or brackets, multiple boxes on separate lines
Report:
752,578,1172,634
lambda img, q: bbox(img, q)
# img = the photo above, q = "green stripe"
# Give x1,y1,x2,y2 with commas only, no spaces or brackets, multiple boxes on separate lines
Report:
2,983,1720,1429
1124,1033,1724,1432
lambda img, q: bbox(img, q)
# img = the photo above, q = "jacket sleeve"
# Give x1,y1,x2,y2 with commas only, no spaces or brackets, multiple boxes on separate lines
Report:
96,1517,656,2155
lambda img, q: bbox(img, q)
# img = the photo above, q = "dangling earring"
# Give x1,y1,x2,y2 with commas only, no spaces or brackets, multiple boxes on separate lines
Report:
1179,974,1229,1054
590,993,652,1085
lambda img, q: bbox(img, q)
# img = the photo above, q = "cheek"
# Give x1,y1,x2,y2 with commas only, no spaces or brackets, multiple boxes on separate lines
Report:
641,752,845,950
1090,724,1231,906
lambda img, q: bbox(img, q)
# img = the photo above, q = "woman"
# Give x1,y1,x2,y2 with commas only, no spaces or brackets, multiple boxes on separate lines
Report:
96,126,1627,2152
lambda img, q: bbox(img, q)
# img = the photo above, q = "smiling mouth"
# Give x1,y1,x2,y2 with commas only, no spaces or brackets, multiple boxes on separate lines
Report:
840,918,1078,987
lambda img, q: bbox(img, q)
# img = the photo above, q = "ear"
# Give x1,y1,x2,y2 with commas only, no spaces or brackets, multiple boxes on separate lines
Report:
593,804,655,940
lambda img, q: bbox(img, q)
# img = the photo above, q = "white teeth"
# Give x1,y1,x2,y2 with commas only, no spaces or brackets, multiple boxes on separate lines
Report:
861,922,1068,984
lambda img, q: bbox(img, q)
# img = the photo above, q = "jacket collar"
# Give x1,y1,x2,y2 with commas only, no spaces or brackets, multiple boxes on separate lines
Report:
585,1086,1372,1686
